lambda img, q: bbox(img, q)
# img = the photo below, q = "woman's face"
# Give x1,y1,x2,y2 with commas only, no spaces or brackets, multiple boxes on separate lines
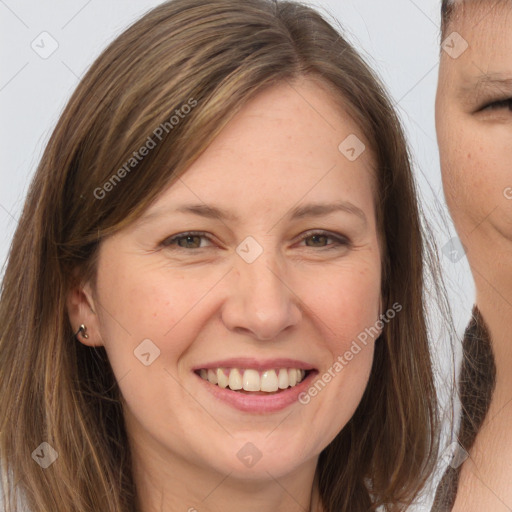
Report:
79,78,382,483
436,2,512,252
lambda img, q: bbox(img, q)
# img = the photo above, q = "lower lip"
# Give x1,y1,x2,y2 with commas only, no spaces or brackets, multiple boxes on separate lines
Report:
195,371,318,413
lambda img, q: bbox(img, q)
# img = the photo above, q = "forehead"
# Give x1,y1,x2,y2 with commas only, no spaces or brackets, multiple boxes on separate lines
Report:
447,0,512,35
440,2,512,92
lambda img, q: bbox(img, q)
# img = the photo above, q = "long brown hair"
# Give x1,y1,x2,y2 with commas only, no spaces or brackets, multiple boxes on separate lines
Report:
0,1,439,510
431,2,498,509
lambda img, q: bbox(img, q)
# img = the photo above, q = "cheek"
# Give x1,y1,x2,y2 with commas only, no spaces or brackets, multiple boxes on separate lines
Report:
92,254,205,385
321,274,380,342
440,121,512,237
303,258,381,410
298,273,380,452
96,248,210,327
93,263,209,428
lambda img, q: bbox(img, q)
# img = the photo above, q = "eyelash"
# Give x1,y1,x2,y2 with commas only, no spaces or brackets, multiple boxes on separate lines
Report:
480,98,512,112
161,230,351,251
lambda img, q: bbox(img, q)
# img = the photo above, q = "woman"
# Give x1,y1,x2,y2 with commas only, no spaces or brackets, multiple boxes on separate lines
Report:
433,0,512,510
0,0,441,510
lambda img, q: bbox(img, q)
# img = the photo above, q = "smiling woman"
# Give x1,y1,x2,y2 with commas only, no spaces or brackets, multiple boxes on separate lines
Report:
0,0,442,511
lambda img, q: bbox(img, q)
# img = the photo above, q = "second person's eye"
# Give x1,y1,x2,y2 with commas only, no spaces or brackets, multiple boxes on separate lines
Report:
479,98,512,112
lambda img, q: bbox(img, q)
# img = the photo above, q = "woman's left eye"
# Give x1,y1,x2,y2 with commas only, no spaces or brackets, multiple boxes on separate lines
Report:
160,230,350,251
297,230,350,250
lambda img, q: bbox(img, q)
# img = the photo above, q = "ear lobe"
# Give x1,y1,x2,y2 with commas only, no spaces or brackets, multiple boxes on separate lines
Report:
66,281,103,347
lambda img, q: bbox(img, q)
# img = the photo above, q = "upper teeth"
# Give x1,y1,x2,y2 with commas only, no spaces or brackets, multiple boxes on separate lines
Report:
198,368,307,393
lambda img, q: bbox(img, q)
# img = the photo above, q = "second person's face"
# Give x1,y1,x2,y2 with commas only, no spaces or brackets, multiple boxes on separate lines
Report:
436,2,512,257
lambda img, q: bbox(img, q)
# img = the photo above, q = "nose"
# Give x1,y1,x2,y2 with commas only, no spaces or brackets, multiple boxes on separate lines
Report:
221,251,303,341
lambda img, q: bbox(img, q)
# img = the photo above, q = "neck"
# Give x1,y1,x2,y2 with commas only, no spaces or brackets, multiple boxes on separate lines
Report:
473,269,512,400
463,224,512,397
454,238,512,509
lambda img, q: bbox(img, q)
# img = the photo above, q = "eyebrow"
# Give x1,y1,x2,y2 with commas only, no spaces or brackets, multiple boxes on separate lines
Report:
141,200,367,225
459,74,512,98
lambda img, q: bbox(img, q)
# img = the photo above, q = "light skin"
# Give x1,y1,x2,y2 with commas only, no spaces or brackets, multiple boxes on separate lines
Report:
436,2,512,510
67,77,382,512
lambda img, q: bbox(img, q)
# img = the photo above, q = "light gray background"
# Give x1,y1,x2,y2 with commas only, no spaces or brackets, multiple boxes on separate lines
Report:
0,0,473,509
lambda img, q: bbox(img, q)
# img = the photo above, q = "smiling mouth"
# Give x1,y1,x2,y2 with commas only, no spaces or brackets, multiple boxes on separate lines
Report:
195,367,312,394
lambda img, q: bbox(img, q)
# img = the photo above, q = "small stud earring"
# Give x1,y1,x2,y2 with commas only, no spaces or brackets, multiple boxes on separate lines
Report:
75,324,89,339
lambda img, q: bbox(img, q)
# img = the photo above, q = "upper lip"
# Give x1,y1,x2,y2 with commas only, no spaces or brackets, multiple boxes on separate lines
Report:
192,357,316,371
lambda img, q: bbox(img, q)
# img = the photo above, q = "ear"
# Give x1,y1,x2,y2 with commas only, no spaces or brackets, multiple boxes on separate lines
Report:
66,279,104,347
